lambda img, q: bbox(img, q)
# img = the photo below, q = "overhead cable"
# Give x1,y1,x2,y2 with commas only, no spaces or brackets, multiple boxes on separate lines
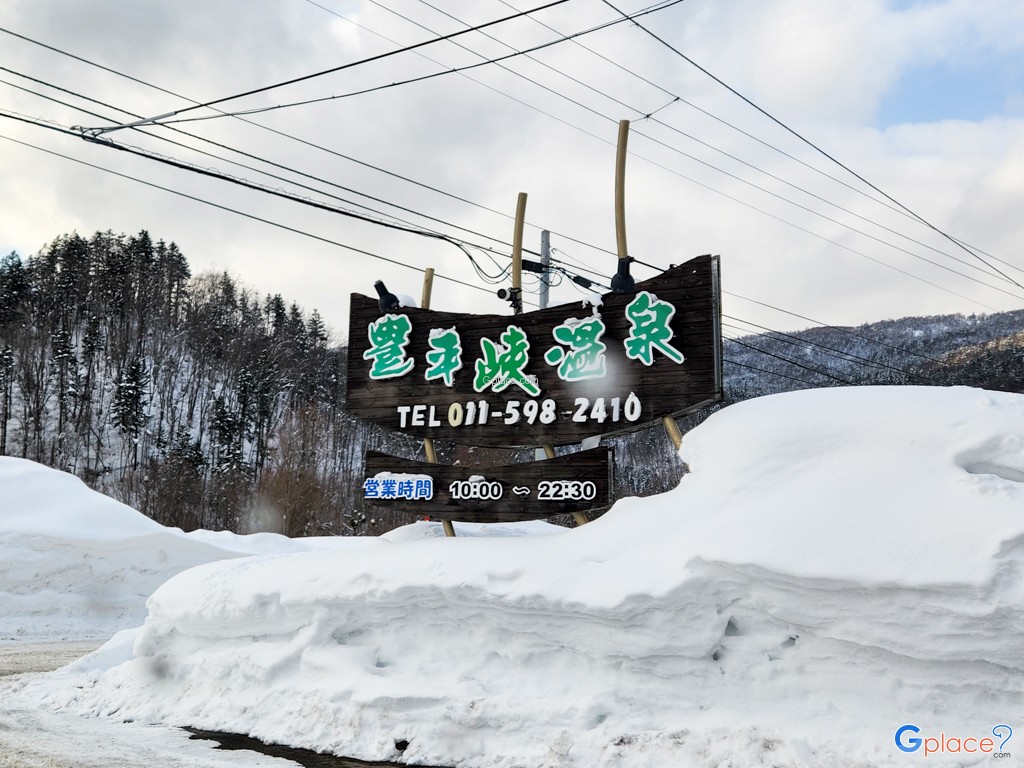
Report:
77,0,573,135
725,337,856,384
0,68,524,264
0,27,550,250
0,127,493,297
724,356,817,387
723,316,941,383
598,0,1024,292
407,1,1021,290
108,0,686,129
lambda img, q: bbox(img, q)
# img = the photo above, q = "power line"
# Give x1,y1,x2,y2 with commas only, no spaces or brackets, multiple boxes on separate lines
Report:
0,127,492,298
76,0,968,306
7,16,1020,300
7,106,536,293
951,236,1024,276
0,26,556,255
723,315,941,383
492,0,924,225
598,0,1024,293
6,15,1015,333
1,22,648,280
719,287,949,365
0,67,541,285
122,0,686,128
0,115,887,387
0,110,993,383
495,0,1024,291
406,1,1022,293
9,21,1012,314
725,336,856,384
13,50,1023,311
724,356,818,387
334,0,1024,301
80,0,573,135
621,182,1004,310
0,114,964,386
37,72,967,342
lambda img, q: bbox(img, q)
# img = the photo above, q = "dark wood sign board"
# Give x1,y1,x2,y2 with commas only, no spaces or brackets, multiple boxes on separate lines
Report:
363,448,612,522
346,254,722,447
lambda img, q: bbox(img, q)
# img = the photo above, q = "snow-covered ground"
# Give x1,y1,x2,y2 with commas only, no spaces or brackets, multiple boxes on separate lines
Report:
3,386,1023,767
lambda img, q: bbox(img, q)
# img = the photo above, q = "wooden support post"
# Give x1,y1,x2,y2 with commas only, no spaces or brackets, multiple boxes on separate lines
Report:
614,119,630,261
512,192,527,314
615,119,680,453
419,267,453,537
663,415,683,450
420,267,435,310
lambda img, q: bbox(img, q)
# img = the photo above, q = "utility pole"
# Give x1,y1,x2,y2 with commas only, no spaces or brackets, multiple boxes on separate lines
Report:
539,230,551,310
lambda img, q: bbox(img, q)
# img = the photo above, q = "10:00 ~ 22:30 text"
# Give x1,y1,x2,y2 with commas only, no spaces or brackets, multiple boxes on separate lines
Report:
396,393,643,429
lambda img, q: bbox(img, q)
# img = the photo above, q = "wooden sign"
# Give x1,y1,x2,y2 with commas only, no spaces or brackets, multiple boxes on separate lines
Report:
363,448,612,522
346,254,722,447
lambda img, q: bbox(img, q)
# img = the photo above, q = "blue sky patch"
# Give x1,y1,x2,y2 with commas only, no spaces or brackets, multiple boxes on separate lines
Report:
877,57,1024,127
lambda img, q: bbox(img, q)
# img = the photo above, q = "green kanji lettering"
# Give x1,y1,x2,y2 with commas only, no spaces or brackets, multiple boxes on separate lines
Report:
363,313,414,379
544,315,607,381
425,327,463,387
473,325,540,396
623,291,684,366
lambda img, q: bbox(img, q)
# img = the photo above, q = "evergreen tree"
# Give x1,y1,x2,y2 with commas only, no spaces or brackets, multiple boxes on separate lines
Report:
113,358,149,439
0,253,30,326
0,345,13,454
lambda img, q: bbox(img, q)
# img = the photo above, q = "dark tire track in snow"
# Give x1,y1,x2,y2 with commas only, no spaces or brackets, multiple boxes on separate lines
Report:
187,729,451,768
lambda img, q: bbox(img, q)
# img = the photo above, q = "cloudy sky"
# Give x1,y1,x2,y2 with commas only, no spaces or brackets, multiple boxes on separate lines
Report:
2,0,1023,341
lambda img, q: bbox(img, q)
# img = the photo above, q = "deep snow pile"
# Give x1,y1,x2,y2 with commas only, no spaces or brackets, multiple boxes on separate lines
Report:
0,457,372,640
21,387,1024,767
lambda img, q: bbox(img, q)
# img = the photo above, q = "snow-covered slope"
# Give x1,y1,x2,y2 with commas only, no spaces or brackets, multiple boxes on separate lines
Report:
19,387,1024,766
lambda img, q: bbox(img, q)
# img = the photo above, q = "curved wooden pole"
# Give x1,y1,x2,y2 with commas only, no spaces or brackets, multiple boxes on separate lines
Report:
512,192,527,313
614,119,630,260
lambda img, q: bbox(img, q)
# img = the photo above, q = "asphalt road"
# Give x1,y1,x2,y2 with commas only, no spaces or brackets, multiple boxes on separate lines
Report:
0,642,102,678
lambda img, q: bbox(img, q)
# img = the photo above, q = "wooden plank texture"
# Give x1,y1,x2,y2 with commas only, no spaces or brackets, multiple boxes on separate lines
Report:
346,255,722,446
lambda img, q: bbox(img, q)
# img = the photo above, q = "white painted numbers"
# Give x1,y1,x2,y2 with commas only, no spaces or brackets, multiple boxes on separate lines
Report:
363,477,597,502
396,393,643,430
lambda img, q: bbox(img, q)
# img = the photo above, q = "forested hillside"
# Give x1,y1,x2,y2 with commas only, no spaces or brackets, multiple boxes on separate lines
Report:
1,230,1021,535
724,307,1024,398
0,230,422,536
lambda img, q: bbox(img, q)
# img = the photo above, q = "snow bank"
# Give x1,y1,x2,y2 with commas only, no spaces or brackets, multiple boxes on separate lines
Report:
0,458,376,640
0,458,231,640
0,458,563,642
25,387,1024,766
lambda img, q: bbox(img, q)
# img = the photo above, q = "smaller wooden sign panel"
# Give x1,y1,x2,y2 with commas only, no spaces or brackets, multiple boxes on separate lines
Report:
363,448,612,522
